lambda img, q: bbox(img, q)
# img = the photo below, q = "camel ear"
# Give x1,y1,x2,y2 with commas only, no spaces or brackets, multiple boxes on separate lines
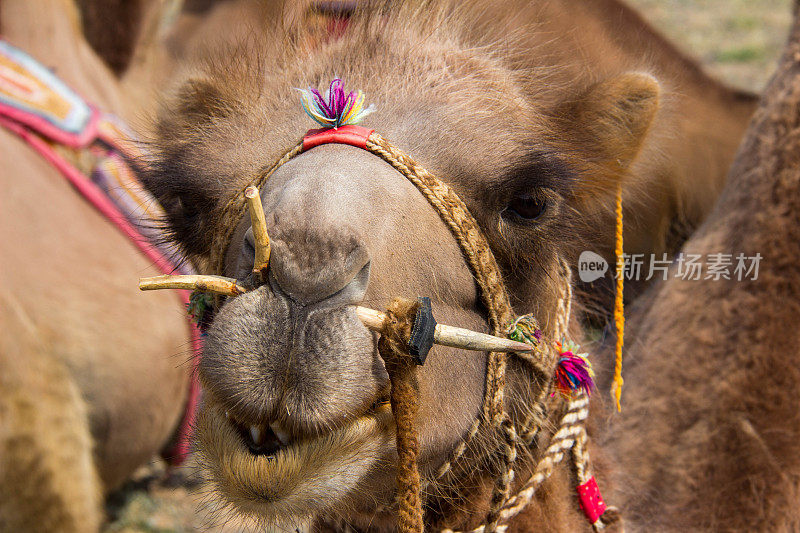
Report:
562,72,660,170
175,79,231,123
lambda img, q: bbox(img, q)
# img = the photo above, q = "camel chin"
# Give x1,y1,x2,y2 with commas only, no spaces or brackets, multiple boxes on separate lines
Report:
197,398,395,524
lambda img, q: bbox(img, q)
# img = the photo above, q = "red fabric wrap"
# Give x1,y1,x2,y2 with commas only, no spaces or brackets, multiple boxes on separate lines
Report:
577,476,607,524
302,124,374,150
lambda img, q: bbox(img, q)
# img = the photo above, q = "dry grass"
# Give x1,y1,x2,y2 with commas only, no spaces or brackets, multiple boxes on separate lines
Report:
103,2,794,531
626,0,793,91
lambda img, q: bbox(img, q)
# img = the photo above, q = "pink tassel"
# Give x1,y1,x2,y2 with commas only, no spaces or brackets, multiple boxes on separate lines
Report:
553,340,595,398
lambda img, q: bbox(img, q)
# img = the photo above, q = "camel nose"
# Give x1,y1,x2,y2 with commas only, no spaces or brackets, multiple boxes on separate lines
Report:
265,227,371,307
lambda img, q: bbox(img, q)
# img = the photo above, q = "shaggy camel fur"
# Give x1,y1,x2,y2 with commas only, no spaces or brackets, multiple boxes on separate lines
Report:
145,1,762,530
602,4,800,531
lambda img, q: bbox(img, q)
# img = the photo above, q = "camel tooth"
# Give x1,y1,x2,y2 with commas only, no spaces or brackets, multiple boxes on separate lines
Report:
270,422,291,445
249,425,262,445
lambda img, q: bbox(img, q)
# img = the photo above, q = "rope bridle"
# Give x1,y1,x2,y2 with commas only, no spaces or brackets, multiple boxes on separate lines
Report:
206,125,618,532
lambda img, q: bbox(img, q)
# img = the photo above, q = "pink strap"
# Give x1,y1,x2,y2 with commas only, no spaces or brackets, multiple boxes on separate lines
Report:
161,326,201,464
0,99,100,148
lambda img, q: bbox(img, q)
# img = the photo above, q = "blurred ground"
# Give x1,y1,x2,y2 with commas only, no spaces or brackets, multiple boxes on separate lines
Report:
104,458,257,533
626,0,793,91
102,1,793,531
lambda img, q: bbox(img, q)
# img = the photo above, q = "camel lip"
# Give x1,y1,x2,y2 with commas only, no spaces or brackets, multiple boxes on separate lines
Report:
196,395,395,522
223,394,392,458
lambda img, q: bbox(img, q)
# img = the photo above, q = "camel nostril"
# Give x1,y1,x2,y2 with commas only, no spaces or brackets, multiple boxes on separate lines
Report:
238,228,256,271
267,231,371,306
333,260,370,306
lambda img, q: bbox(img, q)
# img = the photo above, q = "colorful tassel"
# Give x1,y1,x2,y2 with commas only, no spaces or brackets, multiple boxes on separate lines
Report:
298,78,375,129
187,291,214,333
553,339,594,398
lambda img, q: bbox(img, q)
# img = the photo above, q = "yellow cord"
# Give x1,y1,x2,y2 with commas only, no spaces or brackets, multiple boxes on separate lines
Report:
612,183,625,412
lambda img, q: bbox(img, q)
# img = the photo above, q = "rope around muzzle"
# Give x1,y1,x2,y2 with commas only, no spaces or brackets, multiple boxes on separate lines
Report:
205,125,615,532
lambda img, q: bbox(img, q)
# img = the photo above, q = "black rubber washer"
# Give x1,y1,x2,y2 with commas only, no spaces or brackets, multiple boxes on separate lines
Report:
408,296,436,365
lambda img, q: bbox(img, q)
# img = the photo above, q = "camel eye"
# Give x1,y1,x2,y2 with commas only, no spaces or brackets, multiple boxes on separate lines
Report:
504,194,547,221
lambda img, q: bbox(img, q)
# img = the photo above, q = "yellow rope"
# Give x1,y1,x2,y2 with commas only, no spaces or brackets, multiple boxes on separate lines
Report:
612,184,625,411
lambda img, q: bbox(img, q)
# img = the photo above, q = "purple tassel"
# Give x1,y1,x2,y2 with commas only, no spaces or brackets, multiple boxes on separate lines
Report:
298,78,375,128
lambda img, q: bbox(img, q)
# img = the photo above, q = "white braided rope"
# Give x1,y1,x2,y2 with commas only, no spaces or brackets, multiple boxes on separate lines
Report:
439,394,590,533
433,417,482,480
484,417,519,532
554,258,573,341
499,395,589,522
519,402,546,445
572,425,591,485
437,259,586,533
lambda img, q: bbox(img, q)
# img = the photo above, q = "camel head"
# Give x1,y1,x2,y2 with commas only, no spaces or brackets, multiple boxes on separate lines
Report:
145,3,660,529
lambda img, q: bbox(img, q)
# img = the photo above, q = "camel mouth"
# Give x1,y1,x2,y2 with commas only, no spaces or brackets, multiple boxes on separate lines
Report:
197,393,395,523
225,395,392,458
227,412,290,457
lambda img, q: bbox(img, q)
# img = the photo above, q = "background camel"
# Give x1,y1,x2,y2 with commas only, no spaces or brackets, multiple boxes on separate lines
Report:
143,1,764,530
0,1,236,530
601,2,800,530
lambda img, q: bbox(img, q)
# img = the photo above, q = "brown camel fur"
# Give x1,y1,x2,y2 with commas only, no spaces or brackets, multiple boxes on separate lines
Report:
601,4,800,531
143,1,762,530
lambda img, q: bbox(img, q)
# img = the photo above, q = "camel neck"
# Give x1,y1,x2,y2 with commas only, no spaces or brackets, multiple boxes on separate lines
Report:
0,0,128,117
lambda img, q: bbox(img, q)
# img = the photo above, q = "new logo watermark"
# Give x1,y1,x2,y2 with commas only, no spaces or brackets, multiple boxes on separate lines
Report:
578,252,762,282
578,251,608,283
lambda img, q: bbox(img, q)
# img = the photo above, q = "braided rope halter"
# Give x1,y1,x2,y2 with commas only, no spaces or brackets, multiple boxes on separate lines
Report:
199,80,620,532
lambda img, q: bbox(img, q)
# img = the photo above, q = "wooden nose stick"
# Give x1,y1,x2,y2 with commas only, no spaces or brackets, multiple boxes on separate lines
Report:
244,186,271,277
355,306,534,356
138,274,536,355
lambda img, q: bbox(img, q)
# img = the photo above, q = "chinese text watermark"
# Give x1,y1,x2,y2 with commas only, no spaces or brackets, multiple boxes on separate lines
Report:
578,251,762,283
